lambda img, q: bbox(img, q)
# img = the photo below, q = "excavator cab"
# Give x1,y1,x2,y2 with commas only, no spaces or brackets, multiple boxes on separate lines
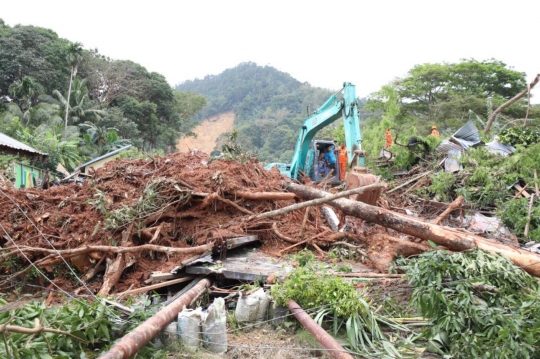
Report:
307,140,341,184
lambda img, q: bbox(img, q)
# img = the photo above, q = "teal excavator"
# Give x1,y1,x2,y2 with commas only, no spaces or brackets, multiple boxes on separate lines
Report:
265,82,381,205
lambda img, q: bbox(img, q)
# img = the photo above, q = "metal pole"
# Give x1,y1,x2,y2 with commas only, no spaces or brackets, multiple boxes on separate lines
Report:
100,278,211,359
286,299,354,359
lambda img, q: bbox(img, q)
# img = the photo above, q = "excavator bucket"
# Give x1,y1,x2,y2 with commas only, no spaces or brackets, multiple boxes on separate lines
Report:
345,170,382,206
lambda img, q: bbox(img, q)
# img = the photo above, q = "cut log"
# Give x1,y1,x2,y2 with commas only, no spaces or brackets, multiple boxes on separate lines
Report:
287,299,353,359
98,254,126,296
285,182,540,277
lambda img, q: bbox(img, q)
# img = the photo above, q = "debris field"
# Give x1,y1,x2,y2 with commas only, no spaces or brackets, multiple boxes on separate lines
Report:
1,151,539,300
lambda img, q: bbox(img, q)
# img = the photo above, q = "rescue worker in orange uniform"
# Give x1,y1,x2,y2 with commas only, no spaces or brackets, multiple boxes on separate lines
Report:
338,142,348,181
431,125,440,137
385,128,393,148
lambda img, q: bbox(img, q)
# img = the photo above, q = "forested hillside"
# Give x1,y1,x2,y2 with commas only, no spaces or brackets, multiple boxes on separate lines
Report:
0,19,206,172
176,63,344,162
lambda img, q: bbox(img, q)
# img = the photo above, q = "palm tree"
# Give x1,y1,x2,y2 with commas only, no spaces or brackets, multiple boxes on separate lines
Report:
8,76,44,111
2,102,61,128
80,122,131,156
64,42,83,139
52,78,106,125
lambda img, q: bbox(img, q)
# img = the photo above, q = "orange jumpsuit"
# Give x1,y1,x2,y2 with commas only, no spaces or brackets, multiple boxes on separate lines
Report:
338,146,348,181
385,130,393,148
431,129,440,137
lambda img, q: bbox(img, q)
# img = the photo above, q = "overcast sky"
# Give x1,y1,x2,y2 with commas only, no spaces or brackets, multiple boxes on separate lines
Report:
2,0,539,99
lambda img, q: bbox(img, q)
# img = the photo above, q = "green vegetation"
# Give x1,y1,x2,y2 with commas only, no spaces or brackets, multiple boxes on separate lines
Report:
177,62,337,163
0,20,206,172
271,256,407,357
406,249,540,358
0,296,166,359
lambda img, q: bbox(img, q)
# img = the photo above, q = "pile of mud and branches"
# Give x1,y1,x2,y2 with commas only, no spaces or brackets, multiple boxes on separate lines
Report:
3,149,540,301
0,152,391,296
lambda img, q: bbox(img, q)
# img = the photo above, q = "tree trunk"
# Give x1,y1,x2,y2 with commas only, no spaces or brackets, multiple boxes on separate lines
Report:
64,66,75,140
285,183,540,277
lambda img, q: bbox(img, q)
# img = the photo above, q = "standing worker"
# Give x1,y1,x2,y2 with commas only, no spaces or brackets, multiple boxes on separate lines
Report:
337,142,348,181
324,145,337,177
385,128,393,148
431,125,440,137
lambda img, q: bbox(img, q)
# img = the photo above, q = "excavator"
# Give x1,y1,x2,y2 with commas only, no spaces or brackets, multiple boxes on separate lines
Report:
265,82,381,205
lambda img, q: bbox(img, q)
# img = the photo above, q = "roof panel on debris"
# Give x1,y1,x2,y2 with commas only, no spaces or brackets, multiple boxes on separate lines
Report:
451,120,482,149
76,144,132,171
485,139,515,156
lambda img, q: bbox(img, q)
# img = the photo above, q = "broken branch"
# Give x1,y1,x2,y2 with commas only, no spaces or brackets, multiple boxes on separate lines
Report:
247,182,386,221
433,195,464,225
14,243,214,257
484,74,540,133
232,191,297,201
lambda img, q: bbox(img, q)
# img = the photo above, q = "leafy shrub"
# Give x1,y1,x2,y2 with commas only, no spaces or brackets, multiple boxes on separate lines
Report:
499,127,540,147
271,265,404,357
407,249,540,358
0,297,167,359
428,172,457,202
500,198,540,243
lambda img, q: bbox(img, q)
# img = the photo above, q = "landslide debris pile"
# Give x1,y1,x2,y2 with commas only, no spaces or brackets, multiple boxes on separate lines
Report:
0,152,370,295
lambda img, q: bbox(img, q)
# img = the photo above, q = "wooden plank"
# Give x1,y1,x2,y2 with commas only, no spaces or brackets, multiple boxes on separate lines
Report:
185,250,374,282
149,272,181,283
115,276,196,298
226,235,259,250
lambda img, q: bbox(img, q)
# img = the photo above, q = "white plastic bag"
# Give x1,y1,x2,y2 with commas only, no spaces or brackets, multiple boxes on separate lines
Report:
202,297,228,353
235,290,260,323
235,288,271,326
177,307,203,350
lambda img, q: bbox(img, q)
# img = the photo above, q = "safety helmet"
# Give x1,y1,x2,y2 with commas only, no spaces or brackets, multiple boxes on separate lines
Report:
431,125,437,129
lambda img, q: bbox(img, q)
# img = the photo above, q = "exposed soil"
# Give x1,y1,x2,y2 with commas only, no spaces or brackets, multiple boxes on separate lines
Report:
177,112,235,154
0,151,395,297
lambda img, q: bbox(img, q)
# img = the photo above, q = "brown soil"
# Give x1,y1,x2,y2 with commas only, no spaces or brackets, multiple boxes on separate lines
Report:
0,151,388,296
177,112,235,154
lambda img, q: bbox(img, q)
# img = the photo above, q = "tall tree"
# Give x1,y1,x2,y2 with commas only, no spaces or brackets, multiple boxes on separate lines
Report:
64,42,83,139
368,59,528,132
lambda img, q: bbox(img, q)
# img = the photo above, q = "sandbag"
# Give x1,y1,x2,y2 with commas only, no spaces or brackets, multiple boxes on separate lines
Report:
235,288,271,326
178,307,203,350
202,297,227,353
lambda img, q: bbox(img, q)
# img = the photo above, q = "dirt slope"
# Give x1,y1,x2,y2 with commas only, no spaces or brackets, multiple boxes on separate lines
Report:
177,112,235,154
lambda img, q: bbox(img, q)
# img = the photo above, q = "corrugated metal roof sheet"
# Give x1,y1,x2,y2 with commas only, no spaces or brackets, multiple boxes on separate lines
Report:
77,144,132,170
436,139,463,154
451,120,482,149
485,140,515,156
0,132,47,156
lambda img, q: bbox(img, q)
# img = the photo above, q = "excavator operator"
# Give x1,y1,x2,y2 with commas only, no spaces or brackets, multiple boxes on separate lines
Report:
338,142,348,181
324,145,337,176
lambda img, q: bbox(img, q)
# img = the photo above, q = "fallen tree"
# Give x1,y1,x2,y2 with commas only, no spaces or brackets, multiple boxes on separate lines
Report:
284,182,540,277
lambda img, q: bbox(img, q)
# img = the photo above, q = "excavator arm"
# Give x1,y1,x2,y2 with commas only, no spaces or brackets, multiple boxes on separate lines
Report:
289,82,364,179
265,82,381,205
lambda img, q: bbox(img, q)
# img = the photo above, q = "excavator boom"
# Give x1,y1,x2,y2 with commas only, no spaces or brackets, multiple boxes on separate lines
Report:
266,82,381,205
